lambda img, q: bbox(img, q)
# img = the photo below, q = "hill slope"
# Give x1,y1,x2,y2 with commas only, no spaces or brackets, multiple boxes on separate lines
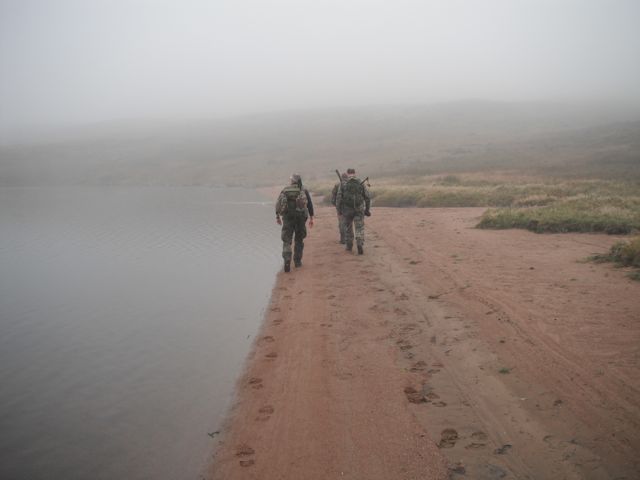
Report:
2,101,639,186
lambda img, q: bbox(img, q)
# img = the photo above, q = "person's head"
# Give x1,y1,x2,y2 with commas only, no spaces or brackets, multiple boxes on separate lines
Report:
346,168,356,178
290,173,301,185
341,172,348,180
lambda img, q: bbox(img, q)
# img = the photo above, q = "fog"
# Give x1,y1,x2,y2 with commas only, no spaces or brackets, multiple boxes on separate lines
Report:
2,0,640,138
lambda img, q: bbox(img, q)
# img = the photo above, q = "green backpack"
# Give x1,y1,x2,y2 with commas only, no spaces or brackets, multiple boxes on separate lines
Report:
341,178,364,209
278,185,308,216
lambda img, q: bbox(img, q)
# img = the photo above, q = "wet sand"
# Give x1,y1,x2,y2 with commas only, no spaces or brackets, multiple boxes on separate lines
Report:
208,206,640,479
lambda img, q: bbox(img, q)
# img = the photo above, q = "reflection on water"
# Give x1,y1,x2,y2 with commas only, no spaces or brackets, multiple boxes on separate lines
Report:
0,187,280,480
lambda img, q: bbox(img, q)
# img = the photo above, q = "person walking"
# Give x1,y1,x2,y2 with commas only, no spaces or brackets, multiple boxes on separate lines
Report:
336,168,370,255
275,174,314,272
331,171,348,244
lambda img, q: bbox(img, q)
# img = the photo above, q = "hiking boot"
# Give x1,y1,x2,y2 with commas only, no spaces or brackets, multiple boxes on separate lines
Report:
345,242,353,252
284,260,291,273
357,245,364,255
294,260,302,268
339,239,346,244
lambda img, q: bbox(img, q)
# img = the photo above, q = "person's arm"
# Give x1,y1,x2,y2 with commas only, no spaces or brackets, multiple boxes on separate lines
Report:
363,185,371,216
330,184,338,206
305,189,315,227
335,184,343,215
275,192,283,224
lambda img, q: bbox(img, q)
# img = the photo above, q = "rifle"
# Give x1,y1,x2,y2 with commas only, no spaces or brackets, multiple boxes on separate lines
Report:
337,169,369,187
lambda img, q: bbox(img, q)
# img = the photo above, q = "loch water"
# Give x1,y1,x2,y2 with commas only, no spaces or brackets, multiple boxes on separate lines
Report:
0,186,281,480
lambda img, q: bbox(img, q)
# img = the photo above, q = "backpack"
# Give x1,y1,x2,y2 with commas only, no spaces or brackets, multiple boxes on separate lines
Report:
341,178,364,209
277,185,308,216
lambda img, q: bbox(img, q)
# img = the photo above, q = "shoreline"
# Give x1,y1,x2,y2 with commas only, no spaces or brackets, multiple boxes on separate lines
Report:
207,206,640,479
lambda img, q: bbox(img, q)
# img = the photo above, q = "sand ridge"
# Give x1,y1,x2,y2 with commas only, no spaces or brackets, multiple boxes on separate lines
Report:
208,206,640,479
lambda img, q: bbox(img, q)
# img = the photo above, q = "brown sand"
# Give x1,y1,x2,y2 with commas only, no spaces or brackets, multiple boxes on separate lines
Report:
208,206,640,480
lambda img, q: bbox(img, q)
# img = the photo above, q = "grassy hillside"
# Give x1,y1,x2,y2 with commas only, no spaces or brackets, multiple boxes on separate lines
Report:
315,172,640,235
2,101,640,187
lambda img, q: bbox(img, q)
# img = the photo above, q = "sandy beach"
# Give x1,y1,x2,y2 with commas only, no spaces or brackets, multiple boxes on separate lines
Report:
208,205,640,479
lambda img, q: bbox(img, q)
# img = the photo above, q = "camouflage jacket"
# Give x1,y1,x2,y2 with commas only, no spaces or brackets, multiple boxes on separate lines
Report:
336,177,370,214
275,185,315,218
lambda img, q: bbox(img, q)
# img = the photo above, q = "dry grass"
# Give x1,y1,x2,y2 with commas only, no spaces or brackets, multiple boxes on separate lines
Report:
589,237,640,280
312,173,640,235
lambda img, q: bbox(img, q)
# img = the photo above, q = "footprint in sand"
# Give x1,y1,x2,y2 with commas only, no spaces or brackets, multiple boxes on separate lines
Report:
432,401,448,407
410,360,427,372
399,323,419,334
256,405,274,421
472,431,488,441
236,443,256,457
236,444,255,456
273,319,283,325
487,464,507,478
265,352,278,359
236,443,256,467
404,386,427,404
425,391,440,401
465,442,486,449
248,377,263,389
259,336,275,346
494,444,512,455
438,428,459,448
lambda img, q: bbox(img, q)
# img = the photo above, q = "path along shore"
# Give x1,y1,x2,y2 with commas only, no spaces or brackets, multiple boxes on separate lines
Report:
208,206,640,480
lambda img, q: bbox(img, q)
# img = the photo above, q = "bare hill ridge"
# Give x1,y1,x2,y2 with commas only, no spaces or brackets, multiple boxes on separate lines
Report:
2,101,639,186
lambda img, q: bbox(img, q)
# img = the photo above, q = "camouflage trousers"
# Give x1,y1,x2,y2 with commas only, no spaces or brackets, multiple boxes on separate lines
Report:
342,207,365,246
281,214,307,262
336,211,346,243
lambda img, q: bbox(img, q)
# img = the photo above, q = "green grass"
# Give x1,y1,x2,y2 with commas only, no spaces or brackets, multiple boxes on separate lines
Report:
477,196,640,234
588,237,640,280
311,174,640,235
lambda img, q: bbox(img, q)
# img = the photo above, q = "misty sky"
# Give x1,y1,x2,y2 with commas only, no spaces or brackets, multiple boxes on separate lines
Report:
1,0,640,133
